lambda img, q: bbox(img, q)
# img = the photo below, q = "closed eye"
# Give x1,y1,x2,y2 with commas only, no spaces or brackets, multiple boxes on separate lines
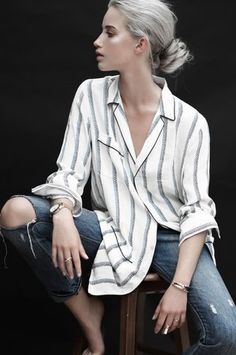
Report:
106,31,115,37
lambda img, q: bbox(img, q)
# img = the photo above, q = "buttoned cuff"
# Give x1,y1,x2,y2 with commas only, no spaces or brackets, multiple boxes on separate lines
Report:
179,208,220,245
32,183,82,217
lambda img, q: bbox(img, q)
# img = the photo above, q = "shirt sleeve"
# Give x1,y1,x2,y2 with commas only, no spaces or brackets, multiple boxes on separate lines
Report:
178,113,220,245
32,80,91,216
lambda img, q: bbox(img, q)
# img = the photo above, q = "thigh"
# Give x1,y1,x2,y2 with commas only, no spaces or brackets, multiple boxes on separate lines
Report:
73,208,102,260
187,247,236,344
150,228,180,282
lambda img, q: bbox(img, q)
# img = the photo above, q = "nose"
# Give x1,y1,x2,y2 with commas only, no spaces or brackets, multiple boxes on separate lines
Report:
93,33,102,48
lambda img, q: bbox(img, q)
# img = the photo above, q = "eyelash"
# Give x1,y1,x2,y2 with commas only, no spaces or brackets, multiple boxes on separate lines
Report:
106,32,114,37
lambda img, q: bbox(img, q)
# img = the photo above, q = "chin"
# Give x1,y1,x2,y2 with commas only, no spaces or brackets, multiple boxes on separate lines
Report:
97,63,117,72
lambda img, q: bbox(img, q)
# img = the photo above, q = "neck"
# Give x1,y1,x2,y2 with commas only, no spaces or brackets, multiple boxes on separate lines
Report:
118,66,161,109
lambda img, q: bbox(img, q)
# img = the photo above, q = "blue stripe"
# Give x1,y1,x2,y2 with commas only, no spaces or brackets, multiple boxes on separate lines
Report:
193,130,203,201
157,120,179,217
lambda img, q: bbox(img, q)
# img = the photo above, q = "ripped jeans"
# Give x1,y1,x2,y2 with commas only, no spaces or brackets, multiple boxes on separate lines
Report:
1,195,236,354
0,195,103,302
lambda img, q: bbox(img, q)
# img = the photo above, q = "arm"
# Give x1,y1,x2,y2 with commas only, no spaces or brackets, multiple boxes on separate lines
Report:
52,204,89,279
32,80,92,216
153,231,206,334
50,197,89,279
33,81,91,277
153,113,219,334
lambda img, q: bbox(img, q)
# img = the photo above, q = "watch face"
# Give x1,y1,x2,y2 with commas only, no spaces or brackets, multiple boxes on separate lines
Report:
50,204,59,213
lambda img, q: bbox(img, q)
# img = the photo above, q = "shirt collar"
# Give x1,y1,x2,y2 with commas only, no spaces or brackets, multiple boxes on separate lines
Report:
107,74,175,121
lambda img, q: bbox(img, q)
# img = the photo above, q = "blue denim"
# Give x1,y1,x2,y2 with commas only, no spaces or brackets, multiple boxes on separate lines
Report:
0,195,102,302
151,230,236,354
1,195,236,354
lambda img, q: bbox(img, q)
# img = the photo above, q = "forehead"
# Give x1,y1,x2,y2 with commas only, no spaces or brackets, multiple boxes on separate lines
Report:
102,6,127,29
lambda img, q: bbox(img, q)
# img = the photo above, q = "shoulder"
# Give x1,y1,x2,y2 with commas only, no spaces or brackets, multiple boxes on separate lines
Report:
75,75,118,96
174,95,209,131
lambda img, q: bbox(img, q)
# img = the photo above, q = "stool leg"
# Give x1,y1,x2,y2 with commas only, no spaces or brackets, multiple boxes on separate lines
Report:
135,292,146,355
179,321,190,352
119,290,138,355
174,321,190,354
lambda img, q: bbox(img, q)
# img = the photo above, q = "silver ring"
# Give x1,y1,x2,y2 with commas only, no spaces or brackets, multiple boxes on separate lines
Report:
163,324,170,335
65,256,72,263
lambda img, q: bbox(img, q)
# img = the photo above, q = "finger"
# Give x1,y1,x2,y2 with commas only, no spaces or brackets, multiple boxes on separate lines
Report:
179,312,186,328
162,314,174,335
168,315,180,333
52,245,58,268
154,311,167,334
174,316,181,330
72,249,81,277
152,303,161,320
57,249,67,276
64,253,74,279
78,240,89,260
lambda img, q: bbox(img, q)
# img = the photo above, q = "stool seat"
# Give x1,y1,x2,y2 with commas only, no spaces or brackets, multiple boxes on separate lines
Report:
144,273,160,281
119,273,190,355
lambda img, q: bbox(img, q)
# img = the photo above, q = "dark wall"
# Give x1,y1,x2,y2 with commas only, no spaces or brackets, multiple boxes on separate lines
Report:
1,1,236,353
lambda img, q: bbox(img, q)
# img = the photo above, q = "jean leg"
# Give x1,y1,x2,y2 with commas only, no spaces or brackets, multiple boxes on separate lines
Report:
183,247,236,354
1,196,102,303
151,230,236,354
72,208,103,288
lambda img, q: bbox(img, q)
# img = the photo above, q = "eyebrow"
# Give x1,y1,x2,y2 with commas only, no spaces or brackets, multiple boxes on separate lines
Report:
103,25,117,31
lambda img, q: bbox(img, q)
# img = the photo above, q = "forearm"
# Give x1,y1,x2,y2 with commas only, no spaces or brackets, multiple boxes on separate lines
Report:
172,231,207,286
152,232,207,333
50,197,88,278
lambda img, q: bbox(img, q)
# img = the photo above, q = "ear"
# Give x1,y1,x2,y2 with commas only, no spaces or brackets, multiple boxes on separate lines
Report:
135,37,149,54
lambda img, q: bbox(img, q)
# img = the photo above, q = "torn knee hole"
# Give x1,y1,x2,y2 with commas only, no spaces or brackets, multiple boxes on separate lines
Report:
0,197,36,228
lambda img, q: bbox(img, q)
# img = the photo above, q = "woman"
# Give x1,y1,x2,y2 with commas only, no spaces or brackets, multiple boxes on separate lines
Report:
1,0,236,354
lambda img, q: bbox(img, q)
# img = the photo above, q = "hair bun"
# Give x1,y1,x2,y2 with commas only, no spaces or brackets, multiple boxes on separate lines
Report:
159,38,193,74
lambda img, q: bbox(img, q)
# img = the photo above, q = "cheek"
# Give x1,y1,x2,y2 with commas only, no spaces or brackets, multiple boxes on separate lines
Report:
108,39,123,54
110,39,133,60
110,34,133,49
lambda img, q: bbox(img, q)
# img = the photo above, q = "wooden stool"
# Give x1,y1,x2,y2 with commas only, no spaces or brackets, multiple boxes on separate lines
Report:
119,273,190,355
73,273,190,355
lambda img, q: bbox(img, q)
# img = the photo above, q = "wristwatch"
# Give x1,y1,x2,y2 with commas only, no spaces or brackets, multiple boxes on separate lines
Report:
50,202,72,216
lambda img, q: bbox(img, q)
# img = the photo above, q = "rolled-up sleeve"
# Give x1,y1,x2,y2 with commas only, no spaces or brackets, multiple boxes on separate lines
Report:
179,114,220,245
32,80,91,216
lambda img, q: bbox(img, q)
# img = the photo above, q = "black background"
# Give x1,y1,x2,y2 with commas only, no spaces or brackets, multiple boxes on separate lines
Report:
1,1,236,354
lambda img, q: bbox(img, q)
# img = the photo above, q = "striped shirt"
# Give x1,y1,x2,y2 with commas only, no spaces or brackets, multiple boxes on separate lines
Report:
32,75,220,295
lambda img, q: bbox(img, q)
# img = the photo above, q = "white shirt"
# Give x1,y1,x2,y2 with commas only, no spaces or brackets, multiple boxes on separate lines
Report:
32,75,220,295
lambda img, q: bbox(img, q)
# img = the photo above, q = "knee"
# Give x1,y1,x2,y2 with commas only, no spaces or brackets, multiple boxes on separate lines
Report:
0,197,36,228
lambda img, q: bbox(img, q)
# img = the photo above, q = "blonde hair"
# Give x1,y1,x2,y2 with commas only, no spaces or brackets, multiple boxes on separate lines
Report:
108,0,192,74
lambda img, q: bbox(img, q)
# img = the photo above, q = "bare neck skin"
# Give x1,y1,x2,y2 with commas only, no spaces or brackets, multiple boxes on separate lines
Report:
118,66,162,157
118,65,161,113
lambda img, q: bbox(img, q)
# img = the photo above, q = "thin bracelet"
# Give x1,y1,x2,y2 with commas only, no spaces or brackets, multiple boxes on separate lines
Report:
172,281,190,293
50,202,73,216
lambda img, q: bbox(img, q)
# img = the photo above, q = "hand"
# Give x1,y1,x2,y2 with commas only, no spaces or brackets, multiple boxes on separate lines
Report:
152,284,187,334
51,208,88,278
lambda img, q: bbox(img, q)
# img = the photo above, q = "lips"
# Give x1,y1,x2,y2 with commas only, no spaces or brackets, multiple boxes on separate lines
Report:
96,51,104,57
96,53,104,62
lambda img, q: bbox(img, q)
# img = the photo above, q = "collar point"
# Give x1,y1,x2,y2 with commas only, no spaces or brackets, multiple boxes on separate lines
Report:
160,114,175,121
